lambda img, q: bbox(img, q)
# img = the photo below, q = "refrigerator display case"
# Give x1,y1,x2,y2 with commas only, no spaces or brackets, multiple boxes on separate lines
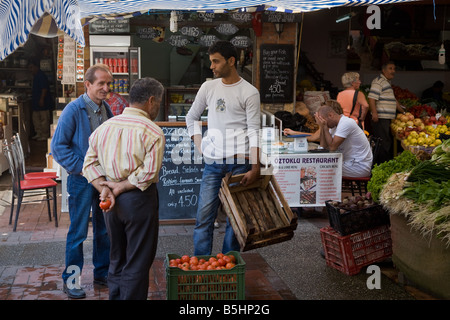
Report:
89,35,140,96
165,87,209,121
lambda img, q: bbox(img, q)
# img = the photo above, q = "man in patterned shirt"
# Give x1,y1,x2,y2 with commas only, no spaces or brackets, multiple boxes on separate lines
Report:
83,77,165,300
106,91,129,115
368,61,405,164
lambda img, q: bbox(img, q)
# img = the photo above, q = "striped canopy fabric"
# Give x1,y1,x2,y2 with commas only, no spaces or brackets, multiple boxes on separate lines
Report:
0,0,84,60
1,0,418,60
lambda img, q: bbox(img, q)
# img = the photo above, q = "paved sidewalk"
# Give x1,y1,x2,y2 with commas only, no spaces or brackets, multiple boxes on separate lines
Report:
0,183,440,301
0,187,296,300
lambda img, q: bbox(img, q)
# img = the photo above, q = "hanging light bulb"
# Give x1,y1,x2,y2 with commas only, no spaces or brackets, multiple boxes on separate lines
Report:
439,43,446,65
170,11,178,33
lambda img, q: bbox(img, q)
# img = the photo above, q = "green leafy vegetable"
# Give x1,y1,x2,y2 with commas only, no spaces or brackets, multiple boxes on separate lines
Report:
406,160,450,183
368,151,420,202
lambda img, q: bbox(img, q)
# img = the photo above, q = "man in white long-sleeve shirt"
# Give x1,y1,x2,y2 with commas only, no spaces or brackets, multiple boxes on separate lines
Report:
186,41,261,255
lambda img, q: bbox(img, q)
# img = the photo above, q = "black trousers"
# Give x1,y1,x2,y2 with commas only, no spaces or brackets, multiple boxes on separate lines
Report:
104,184,159,300
371,118,393,165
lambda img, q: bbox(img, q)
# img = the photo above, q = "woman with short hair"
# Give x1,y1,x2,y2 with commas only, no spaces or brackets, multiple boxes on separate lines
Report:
336,72,369,129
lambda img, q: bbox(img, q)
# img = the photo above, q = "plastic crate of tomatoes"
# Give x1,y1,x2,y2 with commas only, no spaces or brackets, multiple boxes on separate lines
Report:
165,251,245,300
320,225,392,275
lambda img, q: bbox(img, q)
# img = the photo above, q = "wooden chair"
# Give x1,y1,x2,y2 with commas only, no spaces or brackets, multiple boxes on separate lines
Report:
2,140,58,232
11,133,57,180
341,136,382,196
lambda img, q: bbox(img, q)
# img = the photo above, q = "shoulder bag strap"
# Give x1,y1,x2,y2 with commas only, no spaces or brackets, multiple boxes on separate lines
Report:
349,89,358,117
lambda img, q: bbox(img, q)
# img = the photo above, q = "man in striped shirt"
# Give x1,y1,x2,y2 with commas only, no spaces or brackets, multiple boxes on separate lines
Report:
368,61,405,164
83,77,165,300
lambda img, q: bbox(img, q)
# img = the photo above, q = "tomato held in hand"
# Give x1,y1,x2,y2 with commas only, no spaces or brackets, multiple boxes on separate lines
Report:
99,199,111,210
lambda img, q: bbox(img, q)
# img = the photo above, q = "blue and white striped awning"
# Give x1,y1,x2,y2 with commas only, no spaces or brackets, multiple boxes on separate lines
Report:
1,0,419,60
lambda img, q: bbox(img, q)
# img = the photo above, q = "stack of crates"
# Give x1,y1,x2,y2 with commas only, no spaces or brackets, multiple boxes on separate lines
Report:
321,201,392,275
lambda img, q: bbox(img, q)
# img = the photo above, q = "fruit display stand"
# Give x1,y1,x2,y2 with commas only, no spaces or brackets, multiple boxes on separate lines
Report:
390,110,449,157
219,173,298,251
400,139,435,156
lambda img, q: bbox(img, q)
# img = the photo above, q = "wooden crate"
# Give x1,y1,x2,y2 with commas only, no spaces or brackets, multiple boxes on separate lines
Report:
219,173,298,251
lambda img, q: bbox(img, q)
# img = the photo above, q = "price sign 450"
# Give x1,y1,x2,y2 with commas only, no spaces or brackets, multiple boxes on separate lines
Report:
268,79,286,94
178,194,198,208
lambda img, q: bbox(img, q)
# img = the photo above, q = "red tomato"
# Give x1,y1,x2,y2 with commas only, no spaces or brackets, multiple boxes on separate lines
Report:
208,257,217,264
223,255,231,264
99,199,111,210
189,256,199,266
225,262,235,269
216,253,224,259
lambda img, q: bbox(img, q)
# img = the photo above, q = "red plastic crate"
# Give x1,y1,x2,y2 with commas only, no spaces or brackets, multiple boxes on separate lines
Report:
320,225,392,275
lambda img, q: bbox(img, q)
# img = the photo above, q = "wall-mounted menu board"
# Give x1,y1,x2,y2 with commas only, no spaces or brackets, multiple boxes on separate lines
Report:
89,19,130,34
155,122,205,221
260,44,295,103
262,11,303,23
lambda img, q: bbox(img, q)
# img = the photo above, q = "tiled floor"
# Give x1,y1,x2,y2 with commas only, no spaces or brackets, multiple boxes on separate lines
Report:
0,139,441,301
0,187,297,300
0,253,296,300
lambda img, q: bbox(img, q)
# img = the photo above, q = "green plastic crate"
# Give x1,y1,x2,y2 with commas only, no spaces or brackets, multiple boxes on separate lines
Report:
165,251,245,300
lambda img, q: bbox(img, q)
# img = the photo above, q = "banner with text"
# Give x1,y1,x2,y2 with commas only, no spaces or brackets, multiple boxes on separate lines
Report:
270,153,343,207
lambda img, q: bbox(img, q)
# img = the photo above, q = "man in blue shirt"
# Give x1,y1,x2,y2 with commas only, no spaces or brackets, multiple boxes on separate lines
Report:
51,64,113,299
29,59,53,141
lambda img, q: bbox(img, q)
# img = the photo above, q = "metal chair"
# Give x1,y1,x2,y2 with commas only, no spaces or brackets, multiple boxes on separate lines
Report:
11,133,57,180
341,136,382,196
2,140,58,232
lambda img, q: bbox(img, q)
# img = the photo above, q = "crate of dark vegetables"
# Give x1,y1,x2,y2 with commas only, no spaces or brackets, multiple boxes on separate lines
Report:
325,193,390,236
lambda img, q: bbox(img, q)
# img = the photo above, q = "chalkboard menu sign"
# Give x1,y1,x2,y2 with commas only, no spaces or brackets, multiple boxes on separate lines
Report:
262,11,303,23
260,44,295,103
89,19,130,34
156,122,205,221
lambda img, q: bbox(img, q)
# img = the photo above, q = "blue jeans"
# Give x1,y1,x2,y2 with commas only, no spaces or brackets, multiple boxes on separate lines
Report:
62,174,110,283
193,160,250,256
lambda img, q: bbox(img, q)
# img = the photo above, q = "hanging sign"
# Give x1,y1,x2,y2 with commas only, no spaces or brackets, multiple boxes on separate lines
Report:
137,26,165,42
230,36,252,48
199,35,218,47
180,26,202,38
230,12,253,23
89,19,130,34
215,23,239,35
76,43,84,82
61,34,76,85
197,12,215,22
57,36,64,81
167,35,190,47
262,11,303,23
